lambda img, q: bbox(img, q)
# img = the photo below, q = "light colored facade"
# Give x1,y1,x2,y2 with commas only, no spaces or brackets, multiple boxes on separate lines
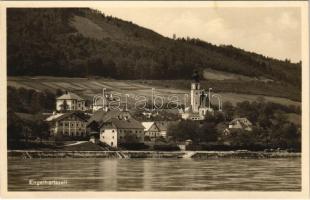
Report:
190,82,201,113
46,112,87,137
88,110,144,148
56,92,86,111
224,118,253,135
142,122,161,141
181,81,214,120
100,119,144,148
228,118,253,131
100,126,118,147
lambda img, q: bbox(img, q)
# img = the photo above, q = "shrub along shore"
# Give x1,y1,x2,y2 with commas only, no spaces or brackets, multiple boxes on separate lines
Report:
8,150,301,159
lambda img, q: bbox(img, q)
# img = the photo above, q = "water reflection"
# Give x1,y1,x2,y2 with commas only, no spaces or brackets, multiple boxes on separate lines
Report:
8,158,301,191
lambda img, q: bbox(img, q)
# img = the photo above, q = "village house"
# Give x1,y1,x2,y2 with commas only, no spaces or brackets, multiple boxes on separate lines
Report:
142,122,161,141
100,118,144,147
45,111,88,138
224,117,253,135
154,121,172,138
56,92,86,111
87,109,144,147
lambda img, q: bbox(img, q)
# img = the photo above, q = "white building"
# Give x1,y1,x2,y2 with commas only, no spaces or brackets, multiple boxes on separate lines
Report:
142,122,161,141
87,109,144,148
228,118,253,131
56,92,86,111
46,111,88,138
100,118,144,148
181,80,213,120
224,117,253,135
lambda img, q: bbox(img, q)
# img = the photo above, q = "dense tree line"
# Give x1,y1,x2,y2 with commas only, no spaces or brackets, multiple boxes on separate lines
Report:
167,99,301,151
7,87,59,146
7,8,301,88
7,86,58,113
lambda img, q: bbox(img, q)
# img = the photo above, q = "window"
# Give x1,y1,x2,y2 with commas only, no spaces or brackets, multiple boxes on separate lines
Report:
112,136,114,139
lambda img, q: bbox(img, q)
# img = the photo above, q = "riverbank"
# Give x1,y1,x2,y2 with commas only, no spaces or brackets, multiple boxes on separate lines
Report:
8,150,301,159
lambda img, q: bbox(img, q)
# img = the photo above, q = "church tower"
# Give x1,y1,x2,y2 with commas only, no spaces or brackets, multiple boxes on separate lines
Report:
191,82,202,113
190,71,202,113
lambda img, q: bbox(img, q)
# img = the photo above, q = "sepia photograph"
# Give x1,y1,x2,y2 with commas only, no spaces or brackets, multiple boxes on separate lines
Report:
0,1,309,198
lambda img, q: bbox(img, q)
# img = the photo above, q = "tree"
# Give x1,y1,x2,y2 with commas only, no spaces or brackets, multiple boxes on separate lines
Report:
222,101,234,121
32,120,50,143
196,122,218,143
7,111,24,142
56,89,63,97
167,120,198,142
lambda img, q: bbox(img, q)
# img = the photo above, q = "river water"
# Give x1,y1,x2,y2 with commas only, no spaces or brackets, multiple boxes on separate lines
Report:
8,158,301,191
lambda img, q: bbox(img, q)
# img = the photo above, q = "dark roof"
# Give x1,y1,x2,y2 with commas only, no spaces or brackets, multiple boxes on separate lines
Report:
101,118,144,129
87,109,131,126
46,111,88,122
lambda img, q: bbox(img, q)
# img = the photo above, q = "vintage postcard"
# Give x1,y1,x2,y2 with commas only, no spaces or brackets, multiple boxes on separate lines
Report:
0,1,309,199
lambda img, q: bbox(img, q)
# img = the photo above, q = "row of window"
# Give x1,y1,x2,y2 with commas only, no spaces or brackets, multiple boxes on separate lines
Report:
102,135,140,140
102,129,143,134
59,122,85,127
60,131,86,136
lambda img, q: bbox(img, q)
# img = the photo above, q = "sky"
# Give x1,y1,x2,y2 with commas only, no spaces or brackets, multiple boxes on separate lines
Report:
97,6,301,62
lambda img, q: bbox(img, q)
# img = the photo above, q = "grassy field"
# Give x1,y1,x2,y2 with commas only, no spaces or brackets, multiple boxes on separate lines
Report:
7,76,300,107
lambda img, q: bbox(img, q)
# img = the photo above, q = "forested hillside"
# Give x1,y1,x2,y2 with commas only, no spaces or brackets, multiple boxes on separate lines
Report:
7,8,301,86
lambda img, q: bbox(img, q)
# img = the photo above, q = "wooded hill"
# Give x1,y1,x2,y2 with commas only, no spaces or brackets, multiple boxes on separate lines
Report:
7,8,301,87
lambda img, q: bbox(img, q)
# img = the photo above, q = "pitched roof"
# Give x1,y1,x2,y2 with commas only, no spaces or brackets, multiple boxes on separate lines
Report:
87,109,132,126
102,118,144,129
142,122,155,131
46,113,64,122
155,121,173,131
56,92,84,101
229,118,252,125
46,111,87,122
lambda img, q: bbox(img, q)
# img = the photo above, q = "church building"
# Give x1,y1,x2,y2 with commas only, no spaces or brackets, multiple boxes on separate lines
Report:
181,72,214,120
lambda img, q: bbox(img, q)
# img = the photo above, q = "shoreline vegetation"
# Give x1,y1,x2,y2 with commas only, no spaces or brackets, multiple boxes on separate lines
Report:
8,150,301,159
